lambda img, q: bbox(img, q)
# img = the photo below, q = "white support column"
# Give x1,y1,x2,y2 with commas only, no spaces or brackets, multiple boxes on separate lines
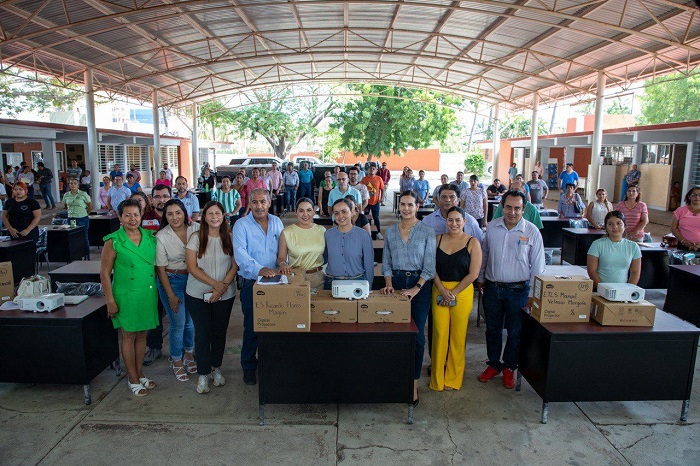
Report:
493,104,500,180
152,90,161,188
84,69,100,209
530,93,539,177
192,103,199,182
588,71,606,202
41,140,60,203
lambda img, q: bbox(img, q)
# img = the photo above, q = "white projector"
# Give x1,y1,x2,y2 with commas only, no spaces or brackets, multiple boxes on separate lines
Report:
597,283,645,303
17,293,65,312
332,280,370,300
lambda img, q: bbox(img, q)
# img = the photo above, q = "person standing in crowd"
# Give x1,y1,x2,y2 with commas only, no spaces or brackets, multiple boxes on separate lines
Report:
62,179,92,259
331,165,342,183
671,186,700,251
125,173,143,194
317,171,335,216
80,170,92,195
361,164,385,240
211,175,242,226
324,198,374,289
328,172,361,207
238,168,250,185
277,197,327,290
559,162,579,191
460,175,488,228
615,184,648,242
232,172,247,214
35,162,56,210
297,161,314,202
430,206,481,392
477,190,545,389
355,163,366,180
199,167,216,203
348,167,369,210
620,164,641,202
508,163,518,184
381,190,436,405
155,199,200,382
185,201,238,394
4,166,14,195
127,164,141,184
174,176,200,221
0,175,5,209
18,165,35,200
141,184,170,231
534,160,545,180
492,187,543,229
413,170,430,207
162,162,173,181
267,161,283,200
587,211,642,288
101,199,159,397
453,171,469,194
107,175,132,213
558,183,585,219
131,192,154,230
399,166,414,194
422,184,483,241
233,189,284,386
109,164,123,180
66,159,82,182
346,196,372,236
432,175,449,203
486,179,507,198
511,174,530,199
377,161,391,206
282,163,299,213
2,182,41,243
526,171,549,208
157,170,172,187
97,176,111,210
243,168,267,215
585,188,614,230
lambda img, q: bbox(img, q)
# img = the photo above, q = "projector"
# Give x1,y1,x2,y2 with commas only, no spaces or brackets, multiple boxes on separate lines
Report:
332,280,370,300
597,283,645,303
17,293,65,312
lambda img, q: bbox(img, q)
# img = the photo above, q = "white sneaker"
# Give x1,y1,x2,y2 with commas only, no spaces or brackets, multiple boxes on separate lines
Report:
376,232,384,240
211,367,225,387
196,375,210,394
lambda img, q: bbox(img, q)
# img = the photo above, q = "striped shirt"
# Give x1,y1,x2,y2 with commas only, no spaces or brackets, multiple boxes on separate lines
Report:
211,188,241,214
615,201,648,240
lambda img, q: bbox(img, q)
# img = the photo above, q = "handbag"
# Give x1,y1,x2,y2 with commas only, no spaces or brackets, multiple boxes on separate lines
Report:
574,201,583,214
14,275,51,303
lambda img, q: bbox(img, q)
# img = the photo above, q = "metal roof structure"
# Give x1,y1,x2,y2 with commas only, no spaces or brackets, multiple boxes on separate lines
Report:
1,0,699,111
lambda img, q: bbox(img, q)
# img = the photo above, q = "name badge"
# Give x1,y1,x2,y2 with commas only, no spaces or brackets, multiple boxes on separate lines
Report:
518,236,529,242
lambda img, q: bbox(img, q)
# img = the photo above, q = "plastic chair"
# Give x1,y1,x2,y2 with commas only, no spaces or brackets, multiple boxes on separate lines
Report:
36,227,50,274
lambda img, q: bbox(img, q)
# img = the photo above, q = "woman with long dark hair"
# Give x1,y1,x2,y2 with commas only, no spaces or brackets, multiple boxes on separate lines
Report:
615,184,648,242
587,210,642,288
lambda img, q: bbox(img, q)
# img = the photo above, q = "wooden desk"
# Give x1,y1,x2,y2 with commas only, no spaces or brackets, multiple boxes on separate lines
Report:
49,260,104,290
373,239,384,263
487,200,500,221
518,309,699,423
0,297,119,404
561,228,606,265
664,265,700,326
0,238,36,280
46,225,87,263
257,321,417,425
88,214,120,247
540,218,571,248
312,214,333,226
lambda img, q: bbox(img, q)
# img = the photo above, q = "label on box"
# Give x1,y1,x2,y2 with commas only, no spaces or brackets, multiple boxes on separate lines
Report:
310,291,357,323
590,294,656,326
357,292,411,323
531,275,592,323
0,261,15,302
254,281,311,332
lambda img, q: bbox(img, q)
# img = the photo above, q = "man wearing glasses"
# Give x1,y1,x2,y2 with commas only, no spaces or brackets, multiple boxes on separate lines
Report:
422,184,482,241
142,183,171,231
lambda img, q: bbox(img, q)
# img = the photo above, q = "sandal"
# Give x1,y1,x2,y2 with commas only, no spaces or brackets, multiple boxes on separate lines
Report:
127,380,147,397
171,361,189,382
139,377,156,389
183,354,198,374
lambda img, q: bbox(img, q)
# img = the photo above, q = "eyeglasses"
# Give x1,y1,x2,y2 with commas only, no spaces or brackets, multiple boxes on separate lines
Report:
690,193,700,198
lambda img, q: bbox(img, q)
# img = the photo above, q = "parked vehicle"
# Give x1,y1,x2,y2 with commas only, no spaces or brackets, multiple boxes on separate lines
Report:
291,156,355,184
215,156,285,181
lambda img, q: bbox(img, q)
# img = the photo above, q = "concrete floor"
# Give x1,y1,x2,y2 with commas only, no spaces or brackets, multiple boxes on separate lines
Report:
1,191,697,465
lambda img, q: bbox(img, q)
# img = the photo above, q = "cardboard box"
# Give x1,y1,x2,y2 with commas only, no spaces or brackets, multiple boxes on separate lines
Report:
310,291,358,323
357,292,411,323
532,275,593,323
0,262,15,303
591,294,657,326
253,278,311,332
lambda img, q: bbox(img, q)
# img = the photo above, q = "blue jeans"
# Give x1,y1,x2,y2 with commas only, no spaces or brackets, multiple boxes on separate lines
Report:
240,278,258,370
284,187,297,211
39,184,55,208
157,274,194,361
482,280,530,371
368,203,381,233
70,216,90,260
391,271,432,379
298,182,313,201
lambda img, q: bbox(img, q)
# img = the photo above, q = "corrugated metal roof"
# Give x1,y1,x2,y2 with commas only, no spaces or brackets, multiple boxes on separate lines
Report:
0,0,698,111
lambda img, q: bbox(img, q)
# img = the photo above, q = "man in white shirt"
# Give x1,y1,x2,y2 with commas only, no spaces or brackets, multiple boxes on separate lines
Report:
162,162,174,181
348,167,369,210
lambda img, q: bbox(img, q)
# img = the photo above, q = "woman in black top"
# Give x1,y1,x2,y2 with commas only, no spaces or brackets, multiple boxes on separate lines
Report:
344,195,371,236
2,181,42,243
430,206,482,392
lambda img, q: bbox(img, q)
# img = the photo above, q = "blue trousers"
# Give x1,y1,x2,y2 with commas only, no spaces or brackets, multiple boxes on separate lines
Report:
156,274,194,361
240,278,258,370
284,187,297,211
298,182,313,202
368,203,381,233
39,184,55,208
391,271,432,379
482,281,530,371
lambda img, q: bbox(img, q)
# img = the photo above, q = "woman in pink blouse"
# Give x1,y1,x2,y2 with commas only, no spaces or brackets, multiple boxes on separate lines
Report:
98,176,111,210
671,186,700,251
615,184,648,242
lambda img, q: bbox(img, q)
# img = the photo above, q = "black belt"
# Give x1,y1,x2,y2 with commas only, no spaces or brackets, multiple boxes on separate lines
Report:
395,270,421,276
487,279,528,289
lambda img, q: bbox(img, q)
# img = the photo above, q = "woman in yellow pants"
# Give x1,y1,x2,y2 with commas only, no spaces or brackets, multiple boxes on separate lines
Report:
430,207,482,391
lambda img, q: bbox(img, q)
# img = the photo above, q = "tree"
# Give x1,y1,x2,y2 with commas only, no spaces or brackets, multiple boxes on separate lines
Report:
198,87,335,159
0,71,84,117
464,147,487,177
332,85,460,160
638,72,700,124
480,113,548,140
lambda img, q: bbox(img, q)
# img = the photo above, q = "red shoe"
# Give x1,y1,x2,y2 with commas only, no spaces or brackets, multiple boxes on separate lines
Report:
502,368,515,389
478,366,501,383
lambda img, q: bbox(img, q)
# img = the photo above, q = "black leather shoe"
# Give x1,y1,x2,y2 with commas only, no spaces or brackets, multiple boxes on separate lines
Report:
243,369,257,385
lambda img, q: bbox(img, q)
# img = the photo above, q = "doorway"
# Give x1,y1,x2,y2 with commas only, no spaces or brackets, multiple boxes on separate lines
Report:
669,144,687,211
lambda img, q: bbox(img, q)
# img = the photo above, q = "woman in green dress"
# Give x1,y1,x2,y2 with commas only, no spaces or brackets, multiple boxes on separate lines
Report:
100,198,159,397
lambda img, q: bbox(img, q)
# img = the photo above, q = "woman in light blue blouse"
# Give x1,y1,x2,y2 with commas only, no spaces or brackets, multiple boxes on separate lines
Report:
587,210,641,289
381,190,436,406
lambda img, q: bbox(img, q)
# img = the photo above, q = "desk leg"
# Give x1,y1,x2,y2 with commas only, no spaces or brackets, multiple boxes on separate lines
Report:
681,400,690,423
408,404,414,425
541,401,549,424
259,405,265,426
515,371,522,392
83,384,92,405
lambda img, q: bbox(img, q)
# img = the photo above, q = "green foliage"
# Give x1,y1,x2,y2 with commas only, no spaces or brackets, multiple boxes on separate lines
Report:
321,126,342,162
606,98,631,115
331,85,460,159
464,148,487,177
480,113,548,140
639,72,700,124
0,71,84,117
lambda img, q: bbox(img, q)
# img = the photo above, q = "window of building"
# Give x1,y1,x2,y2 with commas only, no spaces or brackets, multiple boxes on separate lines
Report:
641,144,672,165
600,145,634,164
98,144,125,173
160,146,178,168
126,145,148,170
690,144,700,187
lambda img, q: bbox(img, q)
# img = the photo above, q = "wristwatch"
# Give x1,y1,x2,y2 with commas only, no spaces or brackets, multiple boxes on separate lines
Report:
416,282,423,290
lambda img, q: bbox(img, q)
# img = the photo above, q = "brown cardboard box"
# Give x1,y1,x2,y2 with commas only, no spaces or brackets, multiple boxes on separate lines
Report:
532,275,593,323
357,292,411,323
310,290,357,323
0,262,15,303
253,277,311,332
591,294,657,326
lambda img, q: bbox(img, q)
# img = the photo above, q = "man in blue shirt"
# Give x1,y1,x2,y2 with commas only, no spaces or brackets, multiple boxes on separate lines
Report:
109,164,123,181
233,188,284,385
297,161,314,202
559,162,579,191
174,176,200,221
